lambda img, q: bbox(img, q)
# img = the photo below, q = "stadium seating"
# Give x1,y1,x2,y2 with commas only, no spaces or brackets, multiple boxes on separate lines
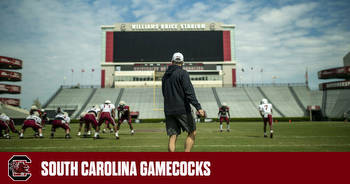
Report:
81,88,121,114
45,88,94,118
0,103,29,119
325,89,350,118
291,86,322,108
194,88,219,118
243,87,283,117
216,87,260,117
120,88,164,119
44,85,337,119
259,86,304,117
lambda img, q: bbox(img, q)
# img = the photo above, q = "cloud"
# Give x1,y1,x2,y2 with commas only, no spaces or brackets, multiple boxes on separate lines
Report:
0,0,127,108
0,0,349,109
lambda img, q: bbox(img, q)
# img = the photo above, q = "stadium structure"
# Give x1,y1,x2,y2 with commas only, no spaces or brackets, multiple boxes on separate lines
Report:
42,22,348,121
100,22,236,88
0,56,22,107
318,52,350,119
0,56,29,119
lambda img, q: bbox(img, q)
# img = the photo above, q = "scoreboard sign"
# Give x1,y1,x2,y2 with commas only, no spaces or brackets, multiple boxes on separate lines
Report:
0,70,22,81
0,84,21,94
112,31,225,62
0,98,20,106
0,56,22,69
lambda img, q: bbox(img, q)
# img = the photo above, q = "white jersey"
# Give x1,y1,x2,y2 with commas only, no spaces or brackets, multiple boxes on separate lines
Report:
258,103,273,118
0,114,10,122
100,103,115,114
87,107,100,116
55,113,70,124
26,115,42,124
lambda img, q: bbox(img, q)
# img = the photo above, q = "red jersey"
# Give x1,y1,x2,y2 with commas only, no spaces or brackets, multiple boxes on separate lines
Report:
118,105,130,117
218,106,230,117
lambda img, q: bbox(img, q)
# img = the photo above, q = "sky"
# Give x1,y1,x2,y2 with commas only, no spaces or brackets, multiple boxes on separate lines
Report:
0,0,349,109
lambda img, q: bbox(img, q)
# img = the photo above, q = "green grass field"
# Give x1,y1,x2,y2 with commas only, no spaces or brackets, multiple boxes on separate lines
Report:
1,121,350,152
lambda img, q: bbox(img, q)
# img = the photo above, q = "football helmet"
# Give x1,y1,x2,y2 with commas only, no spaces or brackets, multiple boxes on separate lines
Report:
261,98,268,104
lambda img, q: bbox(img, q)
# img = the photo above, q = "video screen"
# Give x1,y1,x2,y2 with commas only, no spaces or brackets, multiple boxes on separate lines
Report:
113,31,224,62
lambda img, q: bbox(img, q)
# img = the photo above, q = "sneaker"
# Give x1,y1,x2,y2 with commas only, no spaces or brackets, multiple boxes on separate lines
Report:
264,134,267,138
270,133,273,138
94,135,100,139
50,133,54,138
102,129,106,133
226,129,230,132
87,131,91,136
77,132,81,136
131,130,134,135
116,136,120,140
19,136,24,139
110,129,114,133
220,129,223,132
65,134,71,139
39,136,44,139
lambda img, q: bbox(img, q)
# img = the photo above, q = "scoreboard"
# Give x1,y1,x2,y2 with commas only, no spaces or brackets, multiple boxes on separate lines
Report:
101,23,236,88
114,31,224,62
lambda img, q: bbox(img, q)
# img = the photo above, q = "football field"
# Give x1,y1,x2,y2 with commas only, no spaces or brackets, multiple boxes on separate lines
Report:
1,121,350,152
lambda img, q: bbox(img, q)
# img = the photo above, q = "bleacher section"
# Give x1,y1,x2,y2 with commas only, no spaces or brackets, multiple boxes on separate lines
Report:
0,103,29,119
45,88,94,118
330,89,350,118
243,87,283,117
216,88,259,117
194,88,219,118
292,86,322,108
324,89,350,118
120,88,164,119
259,86,304,117
324,90,339,118
80,88,121,115
44,85,338,119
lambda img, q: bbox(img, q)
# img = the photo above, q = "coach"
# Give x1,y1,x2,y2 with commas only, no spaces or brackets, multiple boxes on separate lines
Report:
162,52,205,152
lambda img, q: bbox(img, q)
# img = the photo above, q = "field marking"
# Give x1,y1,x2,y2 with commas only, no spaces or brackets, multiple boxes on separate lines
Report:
2,144,350,150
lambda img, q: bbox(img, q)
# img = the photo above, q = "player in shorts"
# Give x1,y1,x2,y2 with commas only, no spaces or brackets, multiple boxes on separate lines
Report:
162,52,205,152
258,99,274,138
20,106,43,138
50,107,71,139
97,100,116,139
40,109,49,129
0,113,11,139
218,102,230,132
79,105,100,137
116,101,134,139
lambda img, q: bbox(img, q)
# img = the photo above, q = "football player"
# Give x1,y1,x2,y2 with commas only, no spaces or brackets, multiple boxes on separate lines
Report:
0,113,11,138
19,106,43,138
97,100,116,139
40,109,49,128
79,105,100,137
77,112,87,136
258,99,274,138
51,107,71,139
218,103,230,132
116,101,134,139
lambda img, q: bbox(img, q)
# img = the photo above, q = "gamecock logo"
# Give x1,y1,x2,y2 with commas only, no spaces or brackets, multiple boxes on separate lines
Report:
8,155,32,181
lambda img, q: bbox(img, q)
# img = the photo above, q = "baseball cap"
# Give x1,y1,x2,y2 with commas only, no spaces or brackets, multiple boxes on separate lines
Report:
171,52,184,63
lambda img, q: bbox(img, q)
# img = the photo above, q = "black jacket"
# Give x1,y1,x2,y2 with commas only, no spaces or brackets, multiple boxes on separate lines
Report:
162,65,202,115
